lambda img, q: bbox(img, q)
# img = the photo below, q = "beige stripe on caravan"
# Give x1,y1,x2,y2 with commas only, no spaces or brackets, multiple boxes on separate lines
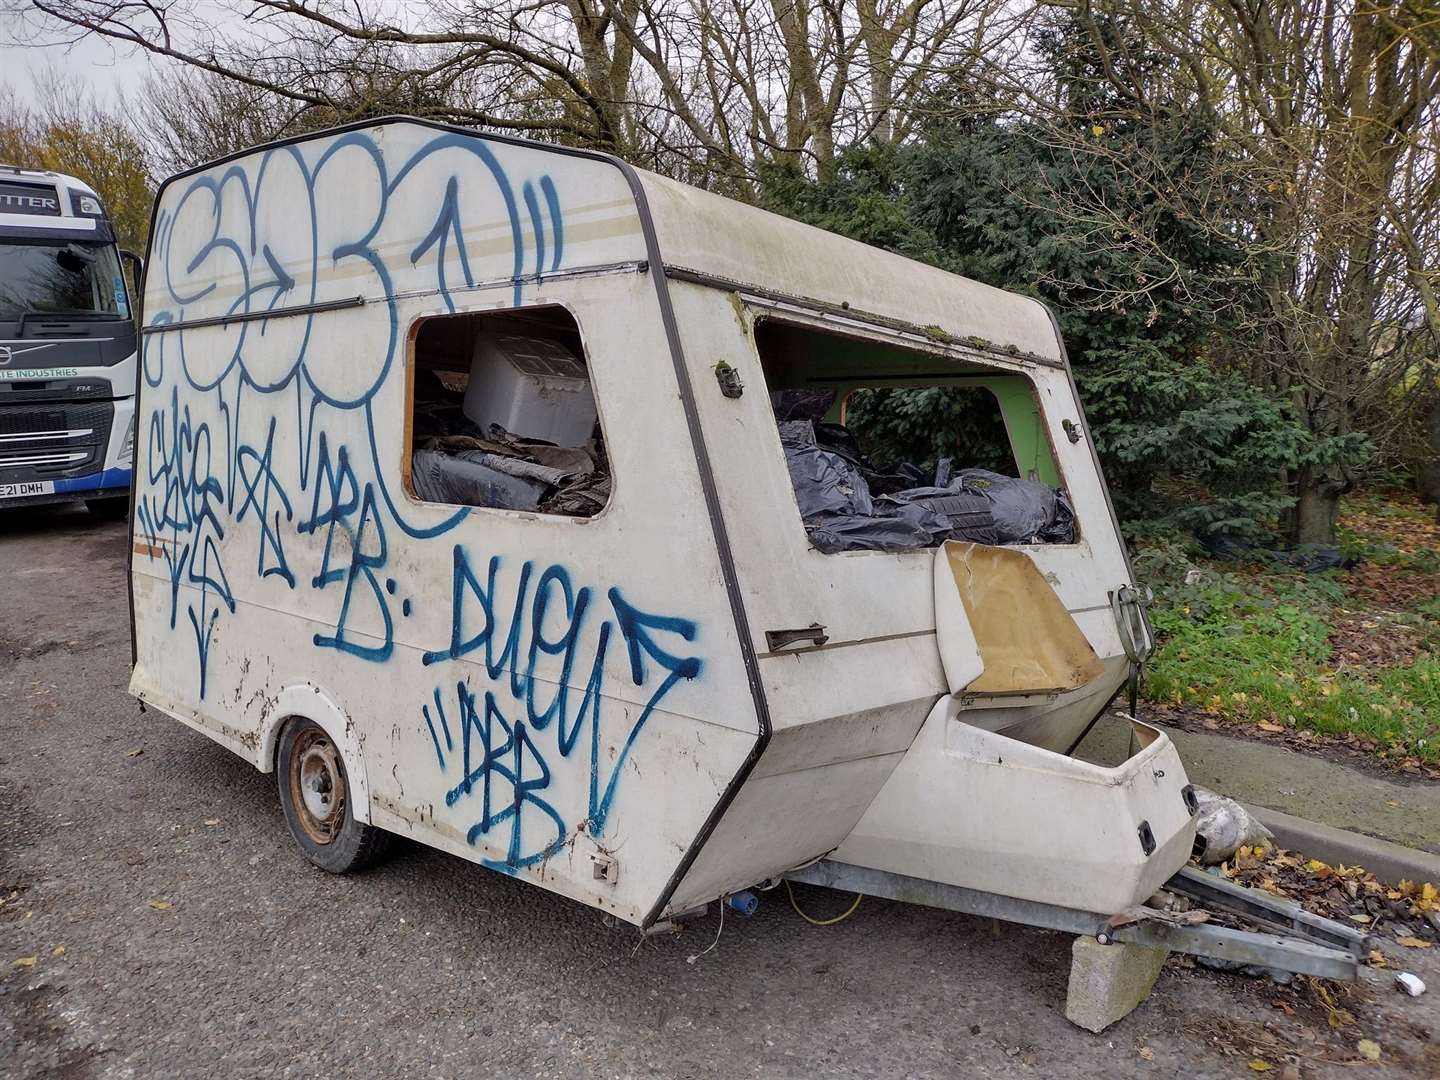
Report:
145,197,643,304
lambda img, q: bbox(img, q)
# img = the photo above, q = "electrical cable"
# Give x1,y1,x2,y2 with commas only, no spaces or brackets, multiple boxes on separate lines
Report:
686,896,725,963
784,878,863,926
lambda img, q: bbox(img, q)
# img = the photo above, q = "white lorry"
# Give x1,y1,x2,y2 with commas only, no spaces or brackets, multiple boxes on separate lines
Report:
0,166,137,513
129,117,1264,962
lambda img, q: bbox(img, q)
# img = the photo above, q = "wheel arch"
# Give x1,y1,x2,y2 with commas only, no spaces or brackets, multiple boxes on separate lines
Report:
258,683,373,825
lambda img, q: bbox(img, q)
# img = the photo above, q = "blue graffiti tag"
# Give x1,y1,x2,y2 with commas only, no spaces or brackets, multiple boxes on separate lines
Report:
133,125,697,866
422,547,702,872
138,127,571,694
135,387,233,698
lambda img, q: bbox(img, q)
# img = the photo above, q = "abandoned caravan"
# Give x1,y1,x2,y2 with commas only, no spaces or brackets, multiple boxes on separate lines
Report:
129,117,1193,934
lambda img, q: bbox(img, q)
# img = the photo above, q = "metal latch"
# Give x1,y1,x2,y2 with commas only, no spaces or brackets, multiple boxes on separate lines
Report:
765,624,829,651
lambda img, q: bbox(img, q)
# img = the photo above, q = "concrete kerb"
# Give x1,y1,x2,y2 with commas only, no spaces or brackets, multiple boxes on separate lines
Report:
1246,802,1440,887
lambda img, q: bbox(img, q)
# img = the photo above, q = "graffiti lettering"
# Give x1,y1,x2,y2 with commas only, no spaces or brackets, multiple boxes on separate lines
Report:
422,547,702,871
133,124,698,869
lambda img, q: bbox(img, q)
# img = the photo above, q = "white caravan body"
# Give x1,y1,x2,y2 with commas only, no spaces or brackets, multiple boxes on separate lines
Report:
129,119,1194,928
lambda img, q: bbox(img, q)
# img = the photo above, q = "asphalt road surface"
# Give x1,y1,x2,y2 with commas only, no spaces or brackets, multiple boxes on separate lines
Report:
3,503,1438,1079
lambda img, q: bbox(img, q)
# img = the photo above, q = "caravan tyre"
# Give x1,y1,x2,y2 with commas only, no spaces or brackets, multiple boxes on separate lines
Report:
276,719,392,873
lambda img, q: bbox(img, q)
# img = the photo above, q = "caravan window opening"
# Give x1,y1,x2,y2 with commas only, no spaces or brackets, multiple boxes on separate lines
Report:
840,384,1021,479
403,304,612,519
752,316,1076,555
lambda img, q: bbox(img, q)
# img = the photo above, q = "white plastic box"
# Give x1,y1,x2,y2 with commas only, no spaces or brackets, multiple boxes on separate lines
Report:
463,333,598,446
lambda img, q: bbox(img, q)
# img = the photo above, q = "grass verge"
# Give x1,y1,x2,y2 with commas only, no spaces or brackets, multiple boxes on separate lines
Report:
1139,490,1440,765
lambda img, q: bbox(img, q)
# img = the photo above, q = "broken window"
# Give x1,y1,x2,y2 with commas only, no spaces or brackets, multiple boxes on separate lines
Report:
406,306,610,517
843,386,1020,478
754,318,1074,554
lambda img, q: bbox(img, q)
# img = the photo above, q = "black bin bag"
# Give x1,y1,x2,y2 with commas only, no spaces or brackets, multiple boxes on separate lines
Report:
778,421,1076,553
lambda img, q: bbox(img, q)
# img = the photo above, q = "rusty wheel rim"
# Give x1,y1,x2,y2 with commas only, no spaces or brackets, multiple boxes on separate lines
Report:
289,728,346,845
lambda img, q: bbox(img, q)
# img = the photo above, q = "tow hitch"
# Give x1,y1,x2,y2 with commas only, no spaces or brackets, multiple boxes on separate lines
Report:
786,858,1369,985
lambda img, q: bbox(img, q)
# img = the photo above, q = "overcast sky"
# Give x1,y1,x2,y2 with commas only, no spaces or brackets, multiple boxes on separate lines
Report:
0,2,256,108
1,32,157,106
2,2,420,109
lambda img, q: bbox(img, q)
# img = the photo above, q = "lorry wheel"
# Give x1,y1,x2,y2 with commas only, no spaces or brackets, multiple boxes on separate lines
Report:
276,719,391,873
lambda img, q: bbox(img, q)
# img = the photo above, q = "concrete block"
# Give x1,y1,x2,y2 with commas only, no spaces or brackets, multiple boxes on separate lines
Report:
1065,936,1168,1033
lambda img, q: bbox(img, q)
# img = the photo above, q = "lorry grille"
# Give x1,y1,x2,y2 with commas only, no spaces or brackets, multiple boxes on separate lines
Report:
0,377,111,403
0,400,114,482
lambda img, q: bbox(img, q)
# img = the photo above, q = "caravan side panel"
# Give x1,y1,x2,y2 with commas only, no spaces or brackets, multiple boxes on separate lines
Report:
129,122,761,924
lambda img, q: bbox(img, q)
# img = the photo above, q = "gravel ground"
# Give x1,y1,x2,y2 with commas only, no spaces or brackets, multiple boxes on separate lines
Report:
3,502,1438,1079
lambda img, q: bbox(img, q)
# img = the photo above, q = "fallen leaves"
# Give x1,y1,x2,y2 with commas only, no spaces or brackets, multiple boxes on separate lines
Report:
1340,491,1440,557
1327,608,1426,671
12,947,66,969
1396,879,1439,910
146,899,173,911
1182,990,1363,1071
1344,552,1439,619
1314,980,1357,1030
1153,702,1440,780
1220,848,1440,944
1356,1038,1381,1061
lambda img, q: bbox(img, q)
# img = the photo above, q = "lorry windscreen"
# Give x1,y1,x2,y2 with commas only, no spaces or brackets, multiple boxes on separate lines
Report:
0,240,128,322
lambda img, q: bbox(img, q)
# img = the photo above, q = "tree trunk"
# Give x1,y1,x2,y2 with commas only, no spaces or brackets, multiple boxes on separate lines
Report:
1290,467,1346,545
1419,396,1440,523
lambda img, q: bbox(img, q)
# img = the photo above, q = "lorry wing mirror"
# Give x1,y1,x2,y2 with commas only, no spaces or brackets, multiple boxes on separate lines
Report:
119,249,144,314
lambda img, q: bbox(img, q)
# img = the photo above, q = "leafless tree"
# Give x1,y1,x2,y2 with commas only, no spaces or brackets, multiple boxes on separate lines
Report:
987,1,1440,542
15,0,1020,190
0,70,154,249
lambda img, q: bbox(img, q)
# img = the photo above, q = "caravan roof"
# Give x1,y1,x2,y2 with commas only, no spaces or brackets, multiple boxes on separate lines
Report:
145,117,1060,368
634,171,1060,362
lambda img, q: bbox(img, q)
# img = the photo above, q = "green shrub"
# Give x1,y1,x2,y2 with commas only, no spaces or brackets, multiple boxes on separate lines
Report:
1147,582,1440,760
759,116,1311,541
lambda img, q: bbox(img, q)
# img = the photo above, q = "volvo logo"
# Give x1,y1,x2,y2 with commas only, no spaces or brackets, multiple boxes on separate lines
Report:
0,343,52,366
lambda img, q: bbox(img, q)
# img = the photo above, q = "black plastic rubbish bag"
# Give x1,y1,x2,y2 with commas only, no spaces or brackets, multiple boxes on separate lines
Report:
951,469,1074,545
411,449,547,511
807,501,954,554
779,422,1076,553
771,389,839,423
1201,533,1352,573
889,470,1075,546
779,421,874,519
883,485,1005,545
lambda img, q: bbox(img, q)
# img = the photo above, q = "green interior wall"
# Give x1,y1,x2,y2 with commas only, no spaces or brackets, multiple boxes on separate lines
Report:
754,319,1061,487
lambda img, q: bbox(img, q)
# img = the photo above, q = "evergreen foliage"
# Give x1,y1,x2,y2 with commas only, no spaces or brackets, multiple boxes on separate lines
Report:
759,110,1313,539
